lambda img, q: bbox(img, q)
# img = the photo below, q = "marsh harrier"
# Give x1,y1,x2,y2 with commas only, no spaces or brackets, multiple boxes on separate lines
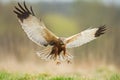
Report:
14,2,106,64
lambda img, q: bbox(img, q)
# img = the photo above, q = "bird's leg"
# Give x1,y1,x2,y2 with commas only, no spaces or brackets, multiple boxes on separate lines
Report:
55,55,61,65
63,47,66,56
56,60,61,65
50,46,58,60
52,47,61,64
54,47,58,60
55,53,61,65
65,52,73,64
67,60,72,64
54,52,58,60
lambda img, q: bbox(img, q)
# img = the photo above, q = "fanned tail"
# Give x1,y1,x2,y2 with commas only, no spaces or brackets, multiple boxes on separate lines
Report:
58,52,73,61
36,47,73,62
36,47,52,61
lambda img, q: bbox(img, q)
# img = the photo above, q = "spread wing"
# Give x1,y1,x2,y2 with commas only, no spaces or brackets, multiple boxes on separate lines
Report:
64,25,106,48
13,2,58,47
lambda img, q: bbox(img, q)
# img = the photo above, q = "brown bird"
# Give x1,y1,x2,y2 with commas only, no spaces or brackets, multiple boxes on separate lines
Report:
13,2,106,64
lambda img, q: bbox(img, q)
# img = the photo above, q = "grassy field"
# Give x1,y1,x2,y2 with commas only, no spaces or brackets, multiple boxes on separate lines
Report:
0,68,120,80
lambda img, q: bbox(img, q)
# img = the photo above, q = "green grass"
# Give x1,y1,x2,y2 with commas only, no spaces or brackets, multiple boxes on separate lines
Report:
0,69,120,80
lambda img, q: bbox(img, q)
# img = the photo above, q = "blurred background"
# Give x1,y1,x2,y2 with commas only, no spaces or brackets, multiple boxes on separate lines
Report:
0,0,120,74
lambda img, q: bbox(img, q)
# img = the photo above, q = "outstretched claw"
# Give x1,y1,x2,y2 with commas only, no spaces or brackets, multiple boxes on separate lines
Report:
67,60,72,64
56,61,61,65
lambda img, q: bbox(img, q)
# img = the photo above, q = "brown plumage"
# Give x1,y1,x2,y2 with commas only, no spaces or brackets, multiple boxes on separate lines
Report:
14,2,106,64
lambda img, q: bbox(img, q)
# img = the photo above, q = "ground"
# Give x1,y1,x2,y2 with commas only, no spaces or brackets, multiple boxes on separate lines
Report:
0,68,120,80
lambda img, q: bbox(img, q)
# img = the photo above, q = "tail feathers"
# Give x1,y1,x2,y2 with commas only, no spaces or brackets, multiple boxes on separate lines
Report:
36,47,52,61
58,53,73,61
36,48,73,62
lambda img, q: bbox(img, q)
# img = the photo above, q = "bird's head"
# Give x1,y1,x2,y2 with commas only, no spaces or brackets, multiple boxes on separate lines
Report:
58,38,65,45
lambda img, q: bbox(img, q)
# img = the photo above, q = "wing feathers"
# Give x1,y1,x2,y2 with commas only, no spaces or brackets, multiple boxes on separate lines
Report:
18,2,26,12
65,25,106,48
14,2,58,47
14,6,24,14
30,6,35,16
13,2,35,22
95,25,106,37
23,2,30,13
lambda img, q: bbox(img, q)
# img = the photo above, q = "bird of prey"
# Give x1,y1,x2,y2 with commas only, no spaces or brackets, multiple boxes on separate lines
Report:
14,2,106,64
